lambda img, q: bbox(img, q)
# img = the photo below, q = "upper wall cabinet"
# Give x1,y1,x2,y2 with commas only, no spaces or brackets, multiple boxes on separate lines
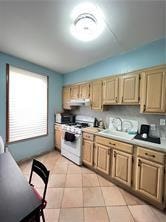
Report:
70,85,80,99
140,67,166,113
119,73,140,104
80,83,90,99
63,86,71,110
90,80,103,111
103,77,118,104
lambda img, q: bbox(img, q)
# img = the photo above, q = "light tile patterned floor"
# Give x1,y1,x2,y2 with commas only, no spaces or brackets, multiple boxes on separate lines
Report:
19,151,166,222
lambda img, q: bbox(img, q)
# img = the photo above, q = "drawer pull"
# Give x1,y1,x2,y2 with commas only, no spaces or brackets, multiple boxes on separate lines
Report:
145,153,155,158
109,142,116,146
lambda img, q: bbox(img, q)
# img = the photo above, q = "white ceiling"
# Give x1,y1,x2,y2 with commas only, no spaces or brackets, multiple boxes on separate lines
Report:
0,0,165,74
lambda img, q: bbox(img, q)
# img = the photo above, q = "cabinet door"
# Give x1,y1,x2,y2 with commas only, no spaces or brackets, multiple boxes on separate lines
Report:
120,73,139,104
55,126,62,150
103,77,118,104
80,83,90,99
70,85,80,99
140,68,166,113
112,150,132,186
135,157,164,203
63,87,71,110
95,143,111,175
90,80,102,110
82,139,93,166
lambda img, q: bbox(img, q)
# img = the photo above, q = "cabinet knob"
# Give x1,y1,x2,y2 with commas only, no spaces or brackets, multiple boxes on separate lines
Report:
138,159,141,167
145,153,155,158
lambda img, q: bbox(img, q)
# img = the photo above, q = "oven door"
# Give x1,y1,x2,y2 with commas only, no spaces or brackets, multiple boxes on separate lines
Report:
61,132,82,157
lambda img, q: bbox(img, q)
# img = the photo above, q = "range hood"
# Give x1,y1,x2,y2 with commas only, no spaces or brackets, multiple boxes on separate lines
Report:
69,99,91,106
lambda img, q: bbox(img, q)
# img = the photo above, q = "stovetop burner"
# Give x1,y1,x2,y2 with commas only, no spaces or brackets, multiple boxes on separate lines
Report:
67,122,89,128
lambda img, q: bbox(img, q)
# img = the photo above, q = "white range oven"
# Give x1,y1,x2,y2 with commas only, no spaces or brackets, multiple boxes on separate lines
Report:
61,115,95,165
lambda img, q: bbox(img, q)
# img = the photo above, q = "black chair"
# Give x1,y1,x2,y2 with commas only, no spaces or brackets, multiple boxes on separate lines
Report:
29,159,50,222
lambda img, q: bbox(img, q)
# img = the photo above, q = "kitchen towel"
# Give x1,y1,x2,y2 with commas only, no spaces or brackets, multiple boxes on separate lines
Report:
64,132,76,142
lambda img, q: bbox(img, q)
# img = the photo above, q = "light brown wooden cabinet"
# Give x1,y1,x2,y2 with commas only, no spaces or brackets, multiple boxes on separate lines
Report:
90,80,103,110
70,85,80,99
103,77,118,104
82,139,94,166
94,143,111,175
55,124,62,150
135,157,164,203
112,149,132,186
119,73,140,104
80,83,90,99
140,67,166,113
84,135,166,209
63,86,71,110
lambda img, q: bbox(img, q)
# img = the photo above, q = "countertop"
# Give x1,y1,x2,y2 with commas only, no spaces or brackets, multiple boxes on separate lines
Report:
82,127,166,153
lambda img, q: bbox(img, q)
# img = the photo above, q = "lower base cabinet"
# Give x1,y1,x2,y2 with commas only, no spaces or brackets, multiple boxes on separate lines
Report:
55,124,62,150
83,135,166,209
82,140,94,166
135,157,164,203
112,149,132,186
94,144,111,175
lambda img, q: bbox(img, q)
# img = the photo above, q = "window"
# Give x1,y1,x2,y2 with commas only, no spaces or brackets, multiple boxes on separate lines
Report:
6,64,48,143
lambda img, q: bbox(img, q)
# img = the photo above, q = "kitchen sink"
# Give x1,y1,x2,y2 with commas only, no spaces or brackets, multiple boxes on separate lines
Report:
98,129,136,140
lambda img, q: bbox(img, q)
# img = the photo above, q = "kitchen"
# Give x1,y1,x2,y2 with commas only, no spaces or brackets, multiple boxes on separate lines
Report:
0,1,166,222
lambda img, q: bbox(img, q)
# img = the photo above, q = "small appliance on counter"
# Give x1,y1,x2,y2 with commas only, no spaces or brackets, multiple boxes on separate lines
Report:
134,124,161,144
55,112,75,124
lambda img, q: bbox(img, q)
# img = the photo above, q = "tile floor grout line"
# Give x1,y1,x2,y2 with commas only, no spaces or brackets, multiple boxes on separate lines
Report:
126,205,136,222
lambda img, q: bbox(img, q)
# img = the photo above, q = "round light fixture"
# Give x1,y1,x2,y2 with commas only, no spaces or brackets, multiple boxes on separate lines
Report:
70,3,105,42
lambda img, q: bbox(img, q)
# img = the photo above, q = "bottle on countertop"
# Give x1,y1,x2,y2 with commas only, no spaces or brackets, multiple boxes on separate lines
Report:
94,118,99,127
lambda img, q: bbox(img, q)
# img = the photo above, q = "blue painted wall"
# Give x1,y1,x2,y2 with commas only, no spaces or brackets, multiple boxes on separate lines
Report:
64,38,166,85
0,53,63,161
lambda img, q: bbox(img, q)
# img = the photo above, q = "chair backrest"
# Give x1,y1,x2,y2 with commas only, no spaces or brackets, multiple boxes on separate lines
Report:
0,136,5,154
29,159,50,202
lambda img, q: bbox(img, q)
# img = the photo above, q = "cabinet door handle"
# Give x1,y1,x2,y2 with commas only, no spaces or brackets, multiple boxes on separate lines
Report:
109,142,116,146
138,159,141,167
143,104,146,112
145,153,155,158
121,96,123,102
114,151,117,158
115,97,118,103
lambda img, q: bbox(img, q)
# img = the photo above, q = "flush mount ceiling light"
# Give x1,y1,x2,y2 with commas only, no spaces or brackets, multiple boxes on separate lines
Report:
70,3,105,42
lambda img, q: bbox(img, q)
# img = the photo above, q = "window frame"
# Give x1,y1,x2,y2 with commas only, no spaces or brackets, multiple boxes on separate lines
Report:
6,64,49,144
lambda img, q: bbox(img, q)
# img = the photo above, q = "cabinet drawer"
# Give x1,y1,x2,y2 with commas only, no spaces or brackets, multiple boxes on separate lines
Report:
95,136,116,147
83,132,94,141
114,141,133,154
95,136,133,153
137,146,165,164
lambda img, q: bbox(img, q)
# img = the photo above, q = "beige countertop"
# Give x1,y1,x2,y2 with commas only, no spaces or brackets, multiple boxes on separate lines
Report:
95,131,166,153
83,127,166,153
82,127,102,134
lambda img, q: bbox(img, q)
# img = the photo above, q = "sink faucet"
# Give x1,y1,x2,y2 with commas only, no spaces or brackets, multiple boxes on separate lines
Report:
113,117,123,131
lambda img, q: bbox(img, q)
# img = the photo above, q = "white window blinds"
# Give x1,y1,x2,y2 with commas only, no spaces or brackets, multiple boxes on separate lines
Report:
7,65,48,142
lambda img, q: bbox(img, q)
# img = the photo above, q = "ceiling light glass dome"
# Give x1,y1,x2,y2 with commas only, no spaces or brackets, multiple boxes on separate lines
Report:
70,3,105,42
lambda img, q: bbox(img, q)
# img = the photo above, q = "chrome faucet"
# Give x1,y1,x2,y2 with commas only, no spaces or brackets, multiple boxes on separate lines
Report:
113,117,123,131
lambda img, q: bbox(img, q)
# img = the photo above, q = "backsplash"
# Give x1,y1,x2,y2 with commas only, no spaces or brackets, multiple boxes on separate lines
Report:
72,106,166,139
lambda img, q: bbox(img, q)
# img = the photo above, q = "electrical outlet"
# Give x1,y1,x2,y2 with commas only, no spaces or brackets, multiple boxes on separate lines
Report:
150,124,156,131
160,119,166,126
